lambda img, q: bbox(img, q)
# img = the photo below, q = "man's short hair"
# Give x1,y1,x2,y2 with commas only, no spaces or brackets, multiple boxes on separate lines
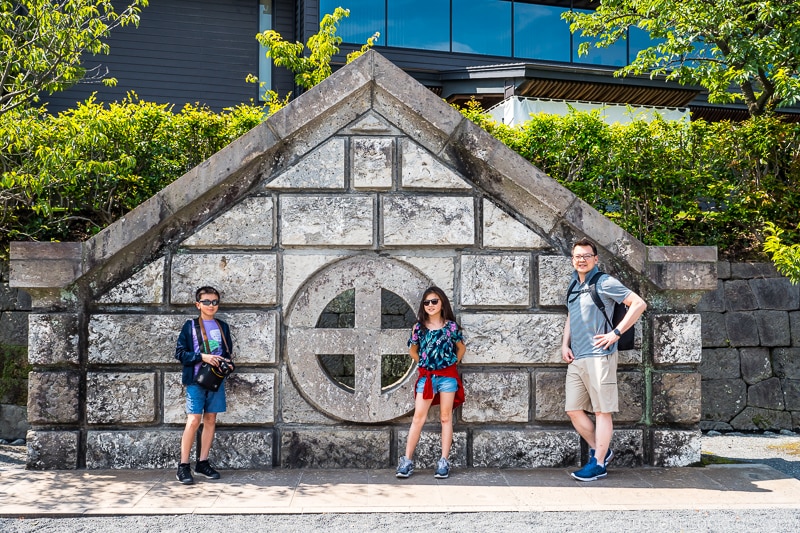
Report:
195,286,220,302
572,237,598,256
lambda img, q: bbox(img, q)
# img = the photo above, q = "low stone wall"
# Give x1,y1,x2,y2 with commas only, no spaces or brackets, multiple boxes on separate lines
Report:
0,265,31,441
699,262,800,431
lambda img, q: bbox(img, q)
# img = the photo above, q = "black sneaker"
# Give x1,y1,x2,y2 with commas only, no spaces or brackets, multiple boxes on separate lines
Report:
194,460,221,480
176,463,194,485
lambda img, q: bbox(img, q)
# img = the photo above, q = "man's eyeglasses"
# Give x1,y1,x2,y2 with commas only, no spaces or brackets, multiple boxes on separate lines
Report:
423,298,440,306
572,254,596,261
198,299,219,306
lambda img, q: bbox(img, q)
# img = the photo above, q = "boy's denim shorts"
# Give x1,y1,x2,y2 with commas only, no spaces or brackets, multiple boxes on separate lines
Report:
416,375,459,394
185,382,227,414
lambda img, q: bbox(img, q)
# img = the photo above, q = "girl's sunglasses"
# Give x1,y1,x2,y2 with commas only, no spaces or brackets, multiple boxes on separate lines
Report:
423,298,440,306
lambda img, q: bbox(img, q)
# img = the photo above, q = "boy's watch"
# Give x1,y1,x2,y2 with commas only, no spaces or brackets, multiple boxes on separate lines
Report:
613,328,622,337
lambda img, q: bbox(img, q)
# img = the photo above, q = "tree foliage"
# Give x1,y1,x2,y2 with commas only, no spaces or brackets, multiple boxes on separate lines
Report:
764,222,800,283
0,0,148,115
564,1,800,116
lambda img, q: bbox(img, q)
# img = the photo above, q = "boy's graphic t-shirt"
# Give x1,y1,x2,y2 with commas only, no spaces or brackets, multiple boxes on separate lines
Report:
192,319,223,377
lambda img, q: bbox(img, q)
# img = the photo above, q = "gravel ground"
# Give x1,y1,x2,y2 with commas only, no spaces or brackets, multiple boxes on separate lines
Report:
1,432,799,532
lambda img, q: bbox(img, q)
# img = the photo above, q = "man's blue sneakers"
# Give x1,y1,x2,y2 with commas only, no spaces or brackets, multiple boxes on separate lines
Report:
589,447,614,467
571,457,607,482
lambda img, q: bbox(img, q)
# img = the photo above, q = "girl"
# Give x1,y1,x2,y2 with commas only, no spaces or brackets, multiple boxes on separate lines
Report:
396,287,466,479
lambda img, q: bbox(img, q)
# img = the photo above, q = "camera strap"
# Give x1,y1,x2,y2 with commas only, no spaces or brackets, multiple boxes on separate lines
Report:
197,318,230,357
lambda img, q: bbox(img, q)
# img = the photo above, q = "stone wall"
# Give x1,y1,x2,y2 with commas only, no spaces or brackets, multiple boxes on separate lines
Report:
699,262,800,431
0,263,31,440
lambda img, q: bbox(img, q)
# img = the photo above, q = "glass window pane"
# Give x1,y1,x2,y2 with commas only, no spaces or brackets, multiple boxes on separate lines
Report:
320,0,386,46
514,3,570,61
572,10,626,66
258,0,273,99
453,0,511,56
628,25,663,64
387,0,449,51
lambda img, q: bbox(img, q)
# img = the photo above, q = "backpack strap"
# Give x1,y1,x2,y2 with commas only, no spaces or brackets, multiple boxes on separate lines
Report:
587,271,615,332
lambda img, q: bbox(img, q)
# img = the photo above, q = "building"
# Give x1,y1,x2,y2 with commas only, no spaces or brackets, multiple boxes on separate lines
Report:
44,1,795,122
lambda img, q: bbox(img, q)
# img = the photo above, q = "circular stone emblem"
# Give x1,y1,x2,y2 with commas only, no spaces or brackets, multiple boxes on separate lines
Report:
286,256,429,422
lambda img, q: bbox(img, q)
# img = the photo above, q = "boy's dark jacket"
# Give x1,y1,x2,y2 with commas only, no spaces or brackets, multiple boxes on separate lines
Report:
175,318,233,385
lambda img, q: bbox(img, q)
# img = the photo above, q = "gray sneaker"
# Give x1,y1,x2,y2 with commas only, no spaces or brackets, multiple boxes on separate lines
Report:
396,456,414,478
434,457,450,479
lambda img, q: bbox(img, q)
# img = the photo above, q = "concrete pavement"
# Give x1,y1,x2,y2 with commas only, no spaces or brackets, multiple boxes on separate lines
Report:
2,464,800,517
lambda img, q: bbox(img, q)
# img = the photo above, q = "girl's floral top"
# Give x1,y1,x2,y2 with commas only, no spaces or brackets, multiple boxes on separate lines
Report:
407,320,464,370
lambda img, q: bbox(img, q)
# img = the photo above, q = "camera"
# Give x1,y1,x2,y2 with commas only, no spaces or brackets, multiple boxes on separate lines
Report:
217,359,234,377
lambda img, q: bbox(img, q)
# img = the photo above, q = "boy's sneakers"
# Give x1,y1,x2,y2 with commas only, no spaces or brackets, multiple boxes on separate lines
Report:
571,457,607,482
589,447,614,467
194,460,221,480
434,457,451,479
176,463,194,485
396,456,414,478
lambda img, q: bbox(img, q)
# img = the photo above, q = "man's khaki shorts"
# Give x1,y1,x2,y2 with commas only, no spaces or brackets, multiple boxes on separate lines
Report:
565,351,619,414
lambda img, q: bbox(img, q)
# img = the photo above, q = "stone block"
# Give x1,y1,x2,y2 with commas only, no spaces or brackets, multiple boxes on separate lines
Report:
651,430,701,467
460,254,531,307
9,242,83,288
773,347,800,379
396,430,467,468
97,258,165,304
747,377,785,410
208,430,273,469
724,312,760,347
218,311,278,364
399,138,471,190
0,282,31,311
482,200,547,249
699,312,728,348
699,421,733,431
652,372,701,424
353,137,393,189
716,260,731,279
606,429,644,467
750,277,800,310
460,313,564,364
26,430,79,470
739,347,772,384
791,311,800,346
27,371,80,424
383,195,474,246
646,261,717,292
266,138,345,189
793,412,800,431
0,404,29,440
280,429,390,468
86,430,181,469
755,310,791,346
216,372,275,425
653,314,702,365
724,280,758,311
617,372,645,423
163,373,185,424
87,372,156,424
182,196,274,247
730,262,779,279
536,255,573,307
534,371,568,422
702,379,746,422
730,406,793,431
0,311,28,346
393,255,456,298
781,379,800,411
28,314,79,365
696,280,725,312
699,348,740,379
171,253,278,305
461,372,529,423
89,314,185,364
472,430,579,467
281,195,373,246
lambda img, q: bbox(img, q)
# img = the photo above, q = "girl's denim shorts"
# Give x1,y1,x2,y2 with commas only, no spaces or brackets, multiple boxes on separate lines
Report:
416,375,458,394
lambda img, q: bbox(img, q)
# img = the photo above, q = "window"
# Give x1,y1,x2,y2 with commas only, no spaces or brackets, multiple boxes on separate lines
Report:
453,0,511,56
571,9,627,67
258,0,272,100
514,2,570,61
321,0,386,46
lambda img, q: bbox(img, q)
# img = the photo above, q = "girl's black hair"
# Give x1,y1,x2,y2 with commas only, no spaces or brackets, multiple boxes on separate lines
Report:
416,286,459,331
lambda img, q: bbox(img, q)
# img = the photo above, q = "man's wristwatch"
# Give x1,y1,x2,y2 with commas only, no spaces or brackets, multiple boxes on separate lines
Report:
613,328,622,337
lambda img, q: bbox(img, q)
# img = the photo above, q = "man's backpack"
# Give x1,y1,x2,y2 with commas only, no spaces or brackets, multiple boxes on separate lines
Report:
566,270,635,351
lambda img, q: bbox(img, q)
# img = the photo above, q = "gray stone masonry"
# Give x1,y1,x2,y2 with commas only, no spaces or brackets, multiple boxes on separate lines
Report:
9,51,716,469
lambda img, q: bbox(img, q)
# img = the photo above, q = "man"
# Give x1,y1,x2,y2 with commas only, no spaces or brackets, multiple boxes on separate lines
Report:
561,238,647,481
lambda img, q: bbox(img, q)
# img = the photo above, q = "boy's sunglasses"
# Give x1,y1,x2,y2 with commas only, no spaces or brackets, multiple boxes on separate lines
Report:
423,298,440,306
198,299,219,306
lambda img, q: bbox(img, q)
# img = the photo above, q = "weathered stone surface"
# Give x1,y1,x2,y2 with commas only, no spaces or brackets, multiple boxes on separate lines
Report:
86,430,180,469
182,196,274,247
646,261,717,292
28,314,79,365
97,257,165,304
781,379,800,411
724,279,758,311
730,406,793,431
396,430,467,468
218,311,278,364
460,254,531,307
699,348,740,379
750,277,800,310
716,261,731,279
482,200,547,250
652,372,701,424
400,138,471,190
341,111,403,136
791,311,800,346
171,253,278,305
266,137,345,189
461,313,564,364
773,347,800,379
699,420,733,431
702,379,746,422
653,314,702,365
696,280,725,312
617,372,645,423
730,262,779,279
0,311,28,346
0,404,29,440
26,430,78,470
461,372,529,422
747,377,785,410
534,371,568,422
607,429,644,467
353,137,393,189
163,373,185,424
472,430,579,467
724,312,760,347
383,195,474,246
537,255,573,307
281,195,373,246
209,430,274,469
279,367,336,425
282,254,348,306
281,429,390,468
651,430,701,467
755,310,791,346
217,372,275,425
27,371,80,424
394,255,455,297
740,347,772,385
699,312,729,348
89,314,185,364
87,372,156,424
